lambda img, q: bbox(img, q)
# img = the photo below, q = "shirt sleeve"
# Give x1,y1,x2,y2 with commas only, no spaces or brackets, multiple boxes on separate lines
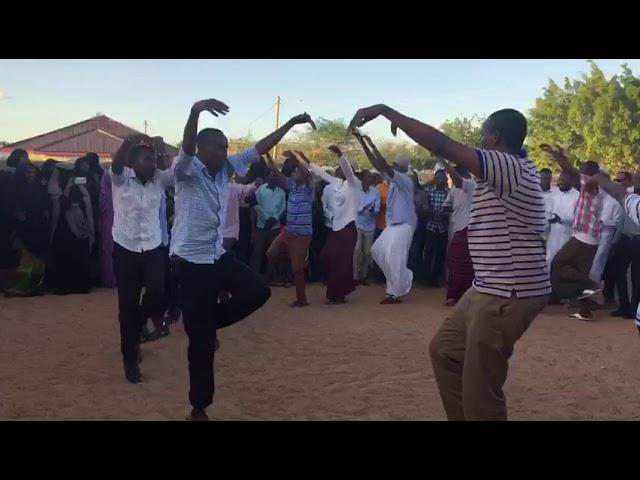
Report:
174,149,196,180
390,171,413,193
157,157,177,189
373,189,381,215
625,194,640,228
476,149,524,197
461,178,476,194
338,155,358,186
110,165,128,187
309,163,341,186
228,147,261,178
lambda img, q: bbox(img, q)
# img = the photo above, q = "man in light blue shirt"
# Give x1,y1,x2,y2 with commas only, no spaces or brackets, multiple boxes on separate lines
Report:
170,98,316,421
249,171,286,276
354,170,381,284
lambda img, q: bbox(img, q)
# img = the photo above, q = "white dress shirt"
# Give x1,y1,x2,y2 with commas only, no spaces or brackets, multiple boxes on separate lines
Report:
447,177,476,234
309,156,361,232
110,165,174,253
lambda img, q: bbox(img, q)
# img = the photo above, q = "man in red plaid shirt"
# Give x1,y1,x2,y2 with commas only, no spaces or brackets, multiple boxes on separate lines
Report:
542,145,603,320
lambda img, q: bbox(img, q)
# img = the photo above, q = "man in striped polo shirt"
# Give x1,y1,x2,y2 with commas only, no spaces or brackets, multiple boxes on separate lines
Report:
348,106,550,421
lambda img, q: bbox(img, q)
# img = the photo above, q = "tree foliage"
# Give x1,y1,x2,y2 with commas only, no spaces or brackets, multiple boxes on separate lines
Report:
529,61,640,173
440,116,484,148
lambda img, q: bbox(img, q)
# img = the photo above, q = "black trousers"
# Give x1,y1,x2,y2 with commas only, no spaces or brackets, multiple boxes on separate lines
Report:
423,230,448,287
113,243,165,365
172,253,271,410
160,246,179,315
613,235,640,314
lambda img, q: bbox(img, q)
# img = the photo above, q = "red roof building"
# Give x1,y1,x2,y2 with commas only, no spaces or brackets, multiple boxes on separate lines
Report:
0,115,178,162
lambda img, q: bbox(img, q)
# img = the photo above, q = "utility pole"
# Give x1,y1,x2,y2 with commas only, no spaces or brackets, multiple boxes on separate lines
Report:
143,120,148,134
272,96,281,159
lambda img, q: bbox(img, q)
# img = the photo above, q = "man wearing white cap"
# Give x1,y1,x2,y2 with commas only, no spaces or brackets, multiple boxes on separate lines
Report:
353,132,416,304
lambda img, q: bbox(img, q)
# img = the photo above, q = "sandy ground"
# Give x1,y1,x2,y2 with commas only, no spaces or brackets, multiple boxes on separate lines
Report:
1,284,639,421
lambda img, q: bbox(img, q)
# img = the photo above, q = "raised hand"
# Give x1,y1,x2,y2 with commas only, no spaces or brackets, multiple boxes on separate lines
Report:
328,145,342,157
390,124,398,137
192,98,230,117
290,113,316,130
347,104,388,133
294,150,311,164
539,144,567,161
126,133,153,145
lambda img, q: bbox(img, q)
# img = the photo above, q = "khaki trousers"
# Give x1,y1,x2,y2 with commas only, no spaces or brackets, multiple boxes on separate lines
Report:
430,288,548,421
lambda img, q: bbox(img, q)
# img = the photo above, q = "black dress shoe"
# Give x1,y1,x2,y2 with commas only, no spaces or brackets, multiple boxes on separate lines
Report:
124,363,142,384
186,408,209,421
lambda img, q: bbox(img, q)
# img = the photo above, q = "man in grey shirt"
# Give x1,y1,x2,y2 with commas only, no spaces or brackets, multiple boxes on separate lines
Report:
354,133,416,304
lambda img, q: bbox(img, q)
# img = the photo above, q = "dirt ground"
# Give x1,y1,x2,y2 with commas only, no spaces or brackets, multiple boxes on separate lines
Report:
1,284,639,421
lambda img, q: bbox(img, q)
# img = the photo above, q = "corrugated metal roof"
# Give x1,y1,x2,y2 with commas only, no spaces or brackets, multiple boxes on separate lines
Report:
5,115,179,159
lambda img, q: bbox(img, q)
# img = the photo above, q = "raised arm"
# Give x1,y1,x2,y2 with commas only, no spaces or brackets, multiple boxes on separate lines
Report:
348,105,480,177
254,113,316,155
182,99,229,157
592,172,629,205
443,161,463,188
354,132,394,178
540,144,580,189
328,145,357,186
112,133,152,176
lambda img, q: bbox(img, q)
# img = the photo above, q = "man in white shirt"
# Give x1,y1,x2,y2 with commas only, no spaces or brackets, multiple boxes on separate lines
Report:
589,186,623,285
354,132,417,304
545,172,580,270
110,134,174,384
308,146,361,304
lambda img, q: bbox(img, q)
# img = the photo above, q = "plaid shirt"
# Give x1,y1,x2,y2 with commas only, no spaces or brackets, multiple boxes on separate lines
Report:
573,174,603,243
424,185,450,233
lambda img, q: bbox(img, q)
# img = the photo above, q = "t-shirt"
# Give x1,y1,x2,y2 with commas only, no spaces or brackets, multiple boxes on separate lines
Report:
468,149,551,298
285,179,314,236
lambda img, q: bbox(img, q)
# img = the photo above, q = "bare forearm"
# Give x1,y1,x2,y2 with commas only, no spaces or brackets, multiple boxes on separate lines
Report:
364,139,393,177
255,119,295,155
182,109,200,157
444,162,462,188
382,108,480,177
112,140,133,175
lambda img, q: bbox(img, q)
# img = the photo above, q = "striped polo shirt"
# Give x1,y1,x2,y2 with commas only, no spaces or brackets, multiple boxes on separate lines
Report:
285,179,314,236
468,149,551,298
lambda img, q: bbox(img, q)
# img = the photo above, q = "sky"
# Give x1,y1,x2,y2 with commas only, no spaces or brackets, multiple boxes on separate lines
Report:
1,59,639,146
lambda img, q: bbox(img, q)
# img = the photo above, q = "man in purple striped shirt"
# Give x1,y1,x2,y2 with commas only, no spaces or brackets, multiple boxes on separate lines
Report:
349,105,549,421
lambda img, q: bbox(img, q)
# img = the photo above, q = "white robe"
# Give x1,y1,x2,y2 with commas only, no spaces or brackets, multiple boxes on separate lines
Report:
371,223,414,298
546,188,580,268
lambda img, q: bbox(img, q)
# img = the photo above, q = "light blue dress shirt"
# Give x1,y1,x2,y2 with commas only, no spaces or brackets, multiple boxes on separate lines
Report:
170,147,261,264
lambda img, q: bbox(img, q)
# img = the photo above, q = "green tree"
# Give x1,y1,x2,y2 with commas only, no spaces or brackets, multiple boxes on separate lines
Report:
440,115,484,147
529,61,640,173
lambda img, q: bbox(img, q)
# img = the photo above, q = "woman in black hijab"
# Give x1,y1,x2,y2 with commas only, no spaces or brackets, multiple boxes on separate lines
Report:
2,162,50,297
